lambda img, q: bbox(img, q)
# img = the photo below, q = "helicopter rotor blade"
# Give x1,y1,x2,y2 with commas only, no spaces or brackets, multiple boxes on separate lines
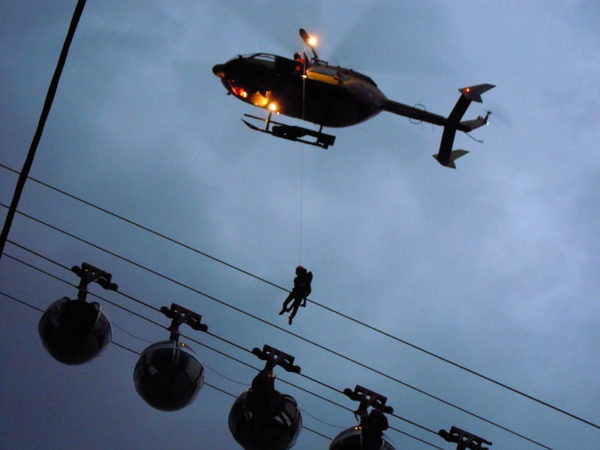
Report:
299,28,310,43
329,0,460,74
217,2,321,56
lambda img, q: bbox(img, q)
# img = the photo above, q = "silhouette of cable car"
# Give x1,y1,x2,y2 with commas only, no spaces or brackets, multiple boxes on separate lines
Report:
438,426,492,450
38,296,111,365
229,389,302,449
329,426,395,450
134,340,204,411
38,263,116,365
229,345,302,450
133,303,208,411
329,386,395,450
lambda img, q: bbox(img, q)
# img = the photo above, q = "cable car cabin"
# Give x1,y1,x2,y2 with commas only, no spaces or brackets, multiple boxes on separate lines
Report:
133,340,204,411
215,53,385,128
329,426,395,450
38,297,112,365
228,389,302,450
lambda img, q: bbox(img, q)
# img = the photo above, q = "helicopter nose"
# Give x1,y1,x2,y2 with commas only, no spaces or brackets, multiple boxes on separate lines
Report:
212,64,226,78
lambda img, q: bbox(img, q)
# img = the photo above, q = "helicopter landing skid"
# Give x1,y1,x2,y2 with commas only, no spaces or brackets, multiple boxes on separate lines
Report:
242,113,335,149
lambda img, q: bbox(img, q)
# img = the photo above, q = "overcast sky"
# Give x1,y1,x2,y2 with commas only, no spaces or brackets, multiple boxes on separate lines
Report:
1,1,599,449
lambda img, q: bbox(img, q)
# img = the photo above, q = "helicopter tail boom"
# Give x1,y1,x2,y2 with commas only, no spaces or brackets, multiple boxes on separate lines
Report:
383,100,447,127
385,83,494,168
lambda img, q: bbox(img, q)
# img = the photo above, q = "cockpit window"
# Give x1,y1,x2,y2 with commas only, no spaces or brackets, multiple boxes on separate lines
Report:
247,53,276,62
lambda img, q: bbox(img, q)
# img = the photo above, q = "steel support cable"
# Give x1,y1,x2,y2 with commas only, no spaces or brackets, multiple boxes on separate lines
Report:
6,225,516,435
2,248,445,449
0,292,332,443
0,164,595,433
203,318,441,441
1,214,557,450
0,0,87,259
2,250,263,378
0,284,441,449
3,239,553,450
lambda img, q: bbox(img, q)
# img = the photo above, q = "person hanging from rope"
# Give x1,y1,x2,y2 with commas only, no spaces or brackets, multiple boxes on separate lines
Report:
361,408,389,449
293,52,306,75
279,266,312,325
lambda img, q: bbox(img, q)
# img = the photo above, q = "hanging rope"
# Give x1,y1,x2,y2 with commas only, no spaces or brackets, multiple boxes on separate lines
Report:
302,43,308,120
302,67,307,120
297,44,309,265
299,148,304,265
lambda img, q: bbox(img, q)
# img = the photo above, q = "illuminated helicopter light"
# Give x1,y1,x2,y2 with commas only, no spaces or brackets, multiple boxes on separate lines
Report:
307,35,318,47
232,87,247,98
268,102,279,112
249,91,270,107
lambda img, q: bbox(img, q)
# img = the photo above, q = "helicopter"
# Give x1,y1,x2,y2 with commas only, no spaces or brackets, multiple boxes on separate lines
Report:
212,28,495,168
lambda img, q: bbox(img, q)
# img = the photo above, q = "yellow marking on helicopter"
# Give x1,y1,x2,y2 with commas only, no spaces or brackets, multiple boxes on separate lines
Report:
306,68,342,85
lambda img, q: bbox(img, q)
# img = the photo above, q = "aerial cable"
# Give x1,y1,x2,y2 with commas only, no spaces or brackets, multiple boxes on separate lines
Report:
2,163,594,433
203,363,249,388
112,343,332,442
0,0,87,260
299,408,346,430
0,285,441,449
111,320,156,344
2,235,557,448
0,290,45,313
0,164,286,292
0,291,333,442
3,243,555,450
1,286,442,449
0,253,466,448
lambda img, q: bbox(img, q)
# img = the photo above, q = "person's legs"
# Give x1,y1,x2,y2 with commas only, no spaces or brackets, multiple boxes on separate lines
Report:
288,298,302,324
279,292,294,314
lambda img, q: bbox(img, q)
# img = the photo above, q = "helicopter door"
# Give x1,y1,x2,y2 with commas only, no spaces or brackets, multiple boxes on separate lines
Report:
275,56,297,74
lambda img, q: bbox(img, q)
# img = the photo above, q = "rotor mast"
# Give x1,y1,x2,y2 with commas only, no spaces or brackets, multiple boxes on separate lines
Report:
299,28,320,62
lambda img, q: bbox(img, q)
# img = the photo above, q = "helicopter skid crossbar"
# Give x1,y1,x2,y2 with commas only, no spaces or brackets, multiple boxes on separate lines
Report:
242,114,335,149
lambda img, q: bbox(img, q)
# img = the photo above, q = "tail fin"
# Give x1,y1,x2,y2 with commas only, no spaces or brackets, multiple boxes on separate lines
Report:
433,149,469,169
434,83,495,168
459,84,495,103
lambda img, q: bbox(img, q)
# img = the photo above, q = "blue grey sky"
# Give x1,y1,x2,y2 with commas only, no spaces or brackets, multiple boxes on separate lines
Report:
1,1,599,449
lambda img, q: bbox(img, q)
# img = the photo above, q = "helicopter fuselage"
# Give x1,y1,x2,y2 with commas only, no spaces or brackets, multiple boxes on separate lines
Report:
213,28,494,167
213,53,387,128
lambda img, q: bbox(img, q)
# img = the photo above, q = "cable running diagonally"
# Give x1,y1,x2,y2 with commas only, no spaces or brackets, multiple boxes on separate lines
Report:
0,0,87,259
0,286,442,449
1,249,445,446
0,163,595,432
0,291,332,442
3,241,554,450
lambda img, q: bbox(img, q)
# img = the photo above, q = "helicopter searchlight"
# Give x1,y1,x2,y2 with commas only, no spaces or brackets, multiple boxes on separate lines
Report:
213,28,495,168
